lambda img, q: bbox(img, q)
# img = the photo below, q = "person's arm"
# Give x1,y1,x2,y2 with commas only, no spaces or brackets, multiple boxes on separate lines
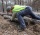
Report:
11,13,16,21
11,13,16,20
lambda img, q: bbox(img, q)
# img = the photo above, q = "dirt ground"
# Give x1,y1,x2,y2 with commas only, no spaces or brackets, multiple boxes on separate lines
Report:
0,15,40,35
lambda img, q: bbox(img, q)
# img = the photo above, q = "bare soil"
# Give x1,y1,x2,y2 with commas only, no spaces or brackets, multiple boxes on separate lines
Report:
0,16,40,35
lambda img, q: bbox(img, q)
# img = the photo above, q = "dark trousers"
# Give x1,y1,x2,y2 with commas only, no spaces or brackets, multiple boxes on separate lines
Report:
16,6,40,29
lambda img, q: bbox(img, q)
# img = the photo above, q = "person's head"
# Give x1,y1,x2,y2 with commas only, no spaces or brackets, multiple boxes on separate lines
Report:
7,6,11,12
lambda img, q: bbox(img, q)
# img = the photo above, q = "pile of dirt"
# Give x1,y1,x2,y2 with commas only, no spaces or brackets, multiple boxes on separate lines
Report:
0,16,40,35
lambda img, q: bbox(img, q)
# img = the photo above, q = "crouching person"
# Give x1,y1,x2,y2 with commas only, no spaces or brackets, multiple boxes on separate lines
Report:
11,5,40,31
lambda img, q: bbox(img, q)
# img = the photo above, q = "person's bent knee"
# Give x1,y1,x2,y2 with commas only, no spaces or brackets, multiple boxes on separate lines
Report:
27,6,32,10
26,6,32,11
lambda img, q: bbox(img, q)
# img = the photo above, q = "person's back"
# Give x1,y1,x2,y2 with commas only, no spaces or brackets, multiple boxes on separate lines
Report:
12,5,26,13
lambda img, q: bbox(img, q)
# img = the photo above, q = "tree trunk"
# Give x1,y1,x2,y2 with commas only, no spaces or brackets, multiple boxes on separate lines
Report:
3,15,40,25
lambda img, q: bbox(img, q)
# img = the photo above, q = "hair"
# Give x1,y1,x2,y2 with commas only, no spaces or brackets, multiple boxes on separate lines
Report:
11,6,14,10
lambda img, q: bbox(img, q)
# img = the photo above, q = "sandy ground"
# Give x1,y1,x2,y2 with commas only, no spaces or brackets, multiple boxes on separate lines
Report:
0,15,40,35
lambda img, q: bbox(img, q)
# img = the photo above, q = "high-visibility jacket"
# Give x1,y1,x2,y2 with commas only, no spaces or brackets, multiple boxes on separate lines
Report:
12,5,26,13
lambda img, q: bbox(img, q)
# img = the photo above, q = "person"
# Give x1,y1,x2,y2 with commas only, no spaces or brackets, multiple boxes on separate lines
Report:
11,5,40,30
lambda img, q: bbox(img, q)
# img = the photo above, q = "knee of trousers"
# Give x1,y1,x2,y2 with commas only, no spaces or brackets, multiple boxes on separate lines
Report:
26,6,32,11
